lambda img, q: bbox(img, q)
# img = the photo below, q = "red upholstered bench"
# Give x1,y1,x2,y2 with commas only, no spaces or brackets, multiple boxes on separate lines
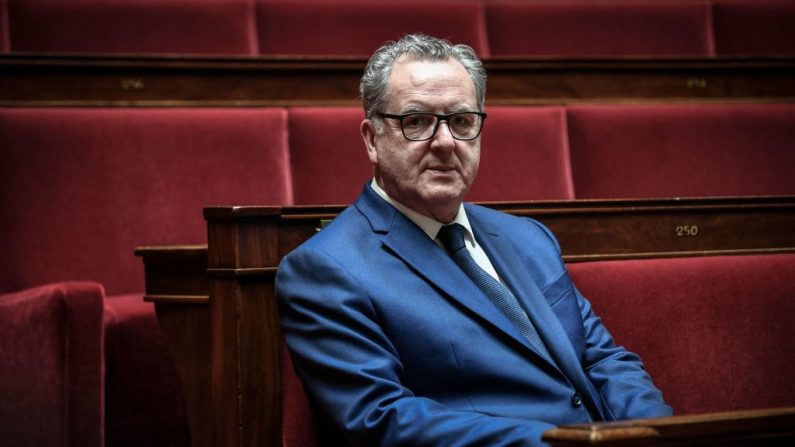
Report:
567,254,795,414
713,0,795,56
0,282,106,447
0,107,292,446
6,0,257,54
256,0,489,57
566,103,795,199
486,0,713,57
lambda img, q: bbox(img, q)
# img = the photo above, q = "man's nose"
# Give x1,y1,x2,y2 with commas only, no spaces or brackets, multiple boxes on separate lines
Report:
430,121,456,149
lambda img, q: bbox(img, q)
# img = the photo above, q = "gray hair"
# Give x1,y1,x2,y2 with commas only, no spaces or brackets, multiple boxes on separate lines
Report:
359,33,487,122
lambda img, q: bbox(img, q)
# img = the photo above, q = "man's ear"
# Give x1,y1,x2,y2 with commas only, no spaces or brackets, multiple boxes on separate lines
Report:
360,119,379,164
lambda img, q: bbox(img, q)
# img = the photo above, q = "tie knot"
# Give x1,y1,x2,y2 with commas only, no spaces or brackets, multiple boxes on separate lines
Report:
437,223,467,253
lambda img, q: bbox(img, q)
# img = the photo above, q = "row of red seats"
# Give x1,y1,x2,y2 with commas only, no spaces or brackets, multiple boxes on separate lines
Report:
3,103,793,295
1,0,794,57
1,103,793,446
5,254,794,446
294,104,795,204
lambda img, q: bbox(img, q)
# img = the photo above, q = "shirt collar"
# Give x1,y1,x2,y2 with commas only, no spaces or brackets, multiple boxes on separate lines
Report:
369,178,477,246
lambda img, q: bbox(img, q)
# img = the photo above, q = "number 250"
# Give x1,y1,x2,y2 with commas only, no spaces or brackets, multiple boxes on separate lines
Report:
676,225,699,237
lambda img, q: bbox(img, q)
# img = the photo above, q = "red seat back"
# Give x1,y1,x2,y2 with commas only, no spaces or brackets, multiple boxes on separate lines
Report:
566,103,795,199
0,108,291,295
713,0,795,56
567,254,795,414
256,0,488,57
471,106,574,202
0,0,9,52
288,107,372,205
486,0,713,57
7,0,257,54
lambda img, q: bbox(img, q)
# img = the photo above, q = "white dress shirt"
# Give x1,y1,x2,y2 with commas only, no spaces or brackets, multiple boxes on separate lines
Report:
370,179,503,282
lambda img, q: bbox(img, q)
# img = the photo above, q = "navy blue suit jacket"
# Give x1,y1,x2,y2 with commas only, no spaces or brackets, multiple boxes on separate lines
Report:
276,185,672,446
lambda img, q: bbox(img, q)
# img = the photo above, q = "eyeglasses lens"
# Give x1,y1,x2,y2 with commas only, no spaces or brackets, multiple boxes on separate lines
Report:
401,113,482,141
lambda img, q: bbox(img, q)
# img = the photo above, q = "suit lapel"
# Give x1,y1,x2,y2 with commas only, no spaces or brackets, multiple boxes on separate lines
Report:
469,213,602,410
356,188,604,418
355,187,533,349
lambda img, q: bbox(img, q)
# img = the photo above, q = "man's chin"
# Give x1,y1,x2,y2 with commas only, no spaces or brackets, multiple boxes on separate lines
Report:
421,185,467,205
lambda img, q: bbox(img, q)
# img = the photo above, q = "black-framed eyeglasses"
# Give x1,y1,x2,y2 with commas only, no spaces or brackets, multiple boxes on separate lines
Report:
378,111,487,141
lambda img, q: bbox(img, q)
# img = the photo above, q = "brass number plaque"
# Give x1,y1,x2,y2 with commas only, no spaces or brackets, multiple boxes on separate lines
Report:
676,225,700,237
120,78,146,91
686,77,708,89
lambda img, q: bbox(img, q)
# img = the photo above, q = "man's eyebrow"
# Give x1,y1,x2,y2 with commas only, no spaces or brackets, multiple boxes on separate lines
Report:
399,105,429,114
398,105,476,114
448,106,476,113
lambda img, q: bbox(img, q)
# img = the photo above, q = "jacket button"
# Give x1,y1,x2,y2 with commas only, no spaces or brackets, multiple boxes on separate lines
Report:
571,392,583,407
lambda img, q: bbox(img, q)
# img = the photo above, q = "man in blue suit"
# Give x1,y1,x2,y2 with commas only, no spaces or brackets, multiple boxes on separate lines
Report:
276,33,672,446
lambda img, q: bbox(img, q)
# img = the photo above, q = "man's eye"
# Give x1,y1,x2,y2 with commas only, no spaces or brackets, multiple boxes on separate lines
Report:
451,114,474,127
404,115,433,128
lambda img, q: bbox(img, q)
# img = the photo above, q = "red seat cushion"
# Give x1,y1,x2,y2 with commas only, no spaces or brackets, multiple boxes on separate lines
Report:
486,0,712,57
567,254,795,414
0,282,105,447
256,0,489,57
104,293,189,447
713,0,795,56
566,103,795,199
7,0,257,54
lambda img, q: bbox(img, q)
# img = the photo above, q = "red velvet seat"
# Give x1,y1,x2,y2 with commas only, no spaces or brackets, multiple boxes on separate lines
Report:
104,293,191,447
713,0,795,56
256,0,489,57
281,340,320,447
566,103,795,199
486,0,713,57
471,106,574,201
6,0,257,55
0,282,105,447
288,107,371,205
0,108,291,294
567,254,795,414
0,107,292,446
1,0,9,52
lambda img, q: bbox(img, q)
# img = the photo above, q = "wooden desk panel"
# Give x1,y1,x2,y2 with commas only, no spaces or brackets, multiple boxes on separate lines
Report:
3,54,795,106
137,196,795,447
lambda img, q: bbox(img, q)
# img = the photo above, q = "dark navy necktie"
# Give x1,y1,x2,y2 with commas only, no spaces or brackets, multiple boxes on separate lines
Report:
437,223,554,364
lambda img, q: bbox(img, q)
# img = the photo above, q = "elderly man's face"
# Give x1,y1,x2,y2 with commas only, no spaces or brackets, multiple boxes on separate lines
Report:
361,56,481,223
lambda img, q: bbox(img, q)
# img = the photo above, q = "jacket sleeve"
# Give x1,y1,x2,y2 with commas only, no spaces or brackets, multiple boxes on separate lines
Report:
276,245,556,447
576,286,674,420
528,217,673,420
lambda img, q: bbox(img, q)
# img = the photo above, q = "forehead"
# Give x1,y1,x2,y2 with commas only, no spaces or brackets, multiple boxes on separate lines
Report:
384,56,476,110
